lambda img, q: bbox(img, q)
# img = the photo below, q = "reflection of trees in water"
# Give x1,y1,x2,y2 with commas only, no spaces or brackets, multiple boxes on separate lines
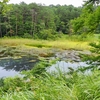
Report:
0,56,39,72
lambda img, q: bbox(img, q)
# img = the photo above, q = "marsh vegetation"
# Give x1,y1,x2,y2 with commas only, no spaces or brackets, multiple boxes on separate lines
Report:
0,0,100,99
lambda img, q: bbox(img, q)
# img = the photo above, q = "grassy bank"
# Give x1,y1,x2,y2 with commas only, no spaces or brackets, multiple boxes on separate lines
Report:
0,37,93,50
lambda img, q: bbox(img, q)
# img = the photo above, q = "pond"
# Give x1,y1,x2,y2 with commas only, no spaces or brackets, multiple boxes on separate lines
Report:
0,55,89,78
47,61,89,74
0,56,39,78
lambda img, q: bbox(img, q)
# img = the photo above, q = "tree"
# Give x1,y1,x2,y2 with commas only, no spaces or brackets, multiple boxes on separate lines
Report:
0,0,10,14
0,0,12,37
55,5,81,34
70,0,100,35
84,0,100,6
0,2,81,38
82,0,100,66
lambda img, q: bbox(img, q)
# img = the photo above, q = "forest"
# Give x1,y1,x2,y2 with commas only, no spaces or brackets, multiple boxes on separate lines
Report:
1,1,82,38
0,0,100,99
0,0,100,39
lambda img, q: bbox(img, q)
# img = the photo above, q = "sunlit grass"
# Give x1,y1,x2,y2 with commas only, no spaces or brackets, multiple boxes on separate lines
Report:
47,40,91,50
0,38,92,50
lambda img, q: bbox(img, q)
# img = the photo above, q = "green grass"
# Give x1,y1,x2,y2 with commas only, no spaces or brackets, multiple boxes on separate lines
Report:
1,34,99,50
1,69,100,100
1,91,34,100
0,36,95,50
0,60,100,100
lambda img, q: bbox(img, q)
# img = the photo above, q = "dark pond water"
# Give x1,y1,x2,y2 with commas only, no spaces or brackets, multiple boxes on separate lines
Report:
0,56,39,78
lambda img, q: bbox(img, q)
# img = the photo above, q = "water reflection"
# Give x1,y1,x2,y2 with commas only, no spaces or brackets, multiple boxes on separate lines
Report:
47,61,89,73
0,56,89,78
0,67,21,78
0,56,39,71
0,56,39,78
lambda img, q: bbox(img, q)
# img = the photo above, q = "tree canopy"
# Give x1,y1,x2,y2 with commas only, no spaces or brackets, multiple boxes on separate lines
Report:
71,0,100,35
0,2,82,38
84,0,100,5
0,0,11,14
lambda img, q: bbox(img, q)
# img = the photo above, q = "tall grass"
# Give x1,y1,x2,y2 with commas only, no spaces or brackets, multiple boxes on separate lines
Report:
1,69,100,100
1,91,34,100
0,37,92,50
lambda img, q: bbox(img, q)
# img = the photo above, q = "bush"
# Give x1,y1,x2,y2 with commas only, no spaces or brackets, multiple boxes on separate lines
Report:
38,29,58,40
22,33,32,38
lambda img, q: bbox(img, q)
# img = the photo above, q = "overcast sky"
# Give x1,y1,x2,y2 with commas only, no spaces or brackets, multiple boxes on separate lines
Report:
9,0,84,7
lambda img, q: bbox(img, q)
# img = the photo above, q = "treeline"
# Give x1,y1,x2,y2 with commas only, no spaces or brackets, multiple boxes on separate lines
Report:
0,2,82,39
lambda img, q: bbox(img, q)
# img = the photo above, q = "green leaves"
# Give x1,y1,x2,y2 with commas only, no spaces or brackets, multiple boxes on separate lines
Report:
71,2,100,34
0,0,11,14
84,0,100,6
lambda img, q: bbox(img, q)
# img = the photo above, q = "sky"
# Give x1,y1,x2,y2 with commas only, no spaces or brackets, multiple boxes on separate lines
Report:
9,0,84,7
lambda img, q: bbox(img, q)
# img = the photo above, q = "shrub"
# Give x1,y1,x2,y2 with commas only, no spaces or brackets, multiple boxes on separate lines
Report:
22,33,32,38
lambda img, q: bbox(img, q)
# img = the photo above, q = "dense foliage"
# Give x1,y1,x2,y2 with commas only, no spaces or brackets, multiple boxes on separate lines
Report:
0,0,12,37
71,0,100,35
0,2,82,38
